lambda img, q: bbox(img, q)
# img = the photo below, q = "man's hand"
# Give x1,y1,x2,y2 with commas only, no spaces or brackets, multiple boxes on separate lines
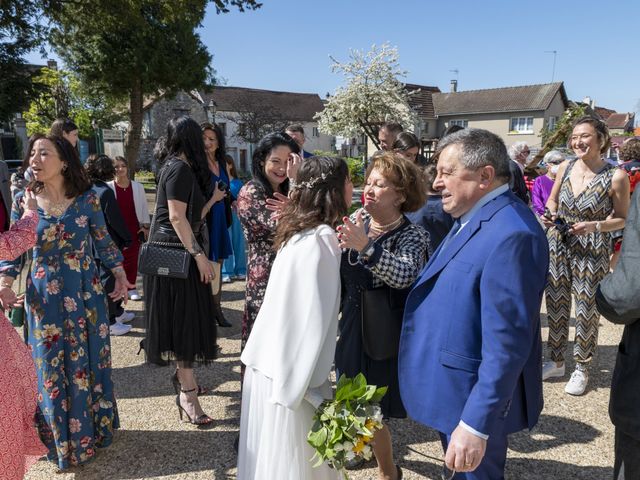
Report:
445,424,487,473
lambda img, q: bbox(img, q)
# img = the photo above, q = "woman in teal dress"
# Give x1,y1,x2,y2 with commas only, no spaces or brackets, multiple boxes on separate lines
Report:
0,134,132,469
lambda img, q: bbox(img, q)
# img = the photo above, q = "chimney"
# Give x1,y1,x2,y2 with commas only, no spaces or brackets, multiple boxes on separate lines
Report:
450,79,458,93
47,59,58,70
583,96,595,108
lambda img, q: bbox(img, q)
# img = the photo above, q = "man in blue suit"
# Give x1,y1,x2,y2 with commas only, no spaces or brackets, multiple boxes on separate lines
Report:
398,129,549,479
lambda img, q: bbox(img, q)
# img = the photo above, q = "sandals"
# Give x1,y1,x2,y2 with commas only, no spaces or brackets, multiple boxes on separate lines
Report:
171,371,209,396
175,388,213,426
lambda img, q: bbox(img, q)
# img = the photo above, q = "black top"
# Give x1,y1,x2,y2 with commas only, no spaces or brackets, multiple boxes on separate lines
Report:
509,160,530,204
152,158,206,244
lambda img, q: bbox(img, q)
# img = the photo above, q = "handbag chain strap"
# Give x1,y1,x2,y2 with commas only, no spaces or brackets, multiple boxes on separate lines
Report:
147,159,195,249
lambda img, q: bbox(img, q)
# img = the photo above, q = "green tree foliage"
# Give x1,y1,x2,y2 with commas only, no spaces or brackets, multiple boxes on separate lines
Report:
532,103,587,166
46,0,261,166
316,44,418,150
23,67,125,138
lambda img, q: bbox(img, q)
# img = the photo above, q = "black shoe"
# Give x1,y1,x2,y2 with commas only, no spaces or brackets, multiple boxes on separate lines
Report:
217,315,232,327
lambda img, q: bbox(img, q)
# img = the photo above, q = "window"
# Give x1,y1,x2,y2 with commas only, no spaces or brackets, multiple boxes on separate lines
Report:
547,116,557,131
450,119,468,128
218,122,227,136
312,126,320,137
510,117,534,134
237,122,247,137
240,149,248,172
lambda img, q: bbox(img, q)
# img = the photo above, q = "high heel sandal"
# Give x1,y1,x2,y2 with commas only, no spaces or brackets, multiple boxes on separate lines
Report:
175,388,213,426
171,371,209,396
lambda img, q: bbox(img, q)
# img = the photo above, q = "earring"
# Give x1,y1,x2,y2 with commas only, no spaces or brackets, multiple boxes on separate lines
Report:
62,164,68,172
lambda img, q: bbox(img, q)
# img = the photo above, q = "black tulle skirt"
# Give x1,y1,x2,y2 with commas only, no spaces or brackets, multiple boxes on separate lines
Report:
143,258,218,367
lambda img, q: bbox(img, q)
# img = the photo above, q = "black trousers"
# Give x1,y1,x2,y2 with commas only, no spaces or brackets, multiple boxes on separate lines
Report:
96,259,124,324
615,428,640,480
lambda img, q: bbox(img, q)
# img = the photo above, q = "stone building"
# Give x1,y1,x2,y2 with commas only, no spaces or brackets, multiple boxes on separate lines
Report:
141,86,334,173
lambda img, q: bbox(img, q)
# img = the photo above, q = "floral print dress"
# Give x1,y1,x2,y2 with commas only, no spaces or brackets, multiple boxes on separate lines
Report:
236,180,277,352
0,190,123,469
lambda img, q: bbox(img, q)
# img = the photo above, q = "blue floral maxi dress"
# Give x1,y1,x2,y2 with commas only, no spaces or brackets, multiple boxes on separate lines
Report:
0,190,123,469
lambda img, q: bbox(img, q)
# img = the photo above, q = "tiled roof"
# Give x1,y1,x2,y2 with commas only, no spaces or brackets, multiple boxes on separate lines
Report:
594,106,616,120
202,86,325,122
433,82,567,116
606,113,633,129
404,83,441,119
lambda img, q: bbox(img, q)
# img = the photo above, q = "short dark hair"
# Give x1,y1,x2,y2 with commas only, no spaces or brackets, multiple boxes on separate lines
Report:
166,116,211,197
85,154,116,182
50,118,78,136
434,128,511,183
24,134,91,198
380,122,404,136
251,132,300,197
285,124,305,136
570,116,611,154
619,138,640,162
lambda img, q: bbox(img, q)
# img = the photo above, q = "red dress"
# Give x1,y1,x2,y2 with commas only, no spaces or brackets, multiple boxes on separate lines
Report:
0,209,47,478
115,183,140,286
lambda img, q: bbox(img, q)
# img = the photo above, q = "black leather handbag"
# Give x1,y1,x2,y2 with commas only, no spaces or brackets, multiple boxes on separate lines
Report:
361,286,410,361
138,163,193,279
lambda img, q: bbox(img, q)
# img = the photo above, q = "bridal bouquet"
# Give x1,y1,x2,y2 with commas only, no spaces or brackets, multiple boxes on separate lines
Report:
307,373,387,478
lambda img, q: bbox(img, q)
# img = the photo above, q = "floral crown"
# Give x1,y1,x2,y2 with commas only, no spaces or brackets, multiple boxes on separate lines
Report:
293,169,334,190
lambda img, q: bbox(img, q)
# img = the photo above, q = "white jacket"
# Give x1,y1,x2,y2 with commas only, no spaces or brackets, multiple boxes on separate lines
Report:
107,179,151,226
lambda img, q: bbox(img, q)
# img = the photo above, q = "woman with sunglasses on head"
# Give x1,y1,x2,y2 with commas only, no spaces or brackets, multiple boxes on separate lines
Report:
541,116,630,396
0,134,133,468
108,156,150,301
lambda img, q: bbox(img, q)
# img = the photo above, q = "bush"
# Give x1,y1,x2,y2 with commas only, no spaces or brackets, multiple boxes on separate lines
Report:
346,157,365,187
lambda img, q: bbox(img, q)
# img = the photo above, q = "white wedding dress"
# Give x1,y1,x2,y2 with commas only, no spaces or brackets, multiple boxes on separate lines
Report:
237,224,341,480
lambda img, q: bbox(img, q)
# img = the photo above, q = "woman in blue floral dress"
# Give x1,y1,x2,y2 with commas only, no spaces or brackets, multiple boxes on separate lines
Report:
0,135,132,469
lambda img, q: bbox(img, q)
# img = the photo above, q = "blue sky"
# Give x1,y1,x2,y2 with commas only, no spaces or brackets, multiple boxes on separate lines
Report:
28,0,640,114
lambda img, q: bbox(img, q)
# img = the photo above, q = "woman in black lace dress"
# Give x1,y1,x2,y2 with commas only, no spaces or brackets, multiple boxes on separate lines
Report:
337,152,430,480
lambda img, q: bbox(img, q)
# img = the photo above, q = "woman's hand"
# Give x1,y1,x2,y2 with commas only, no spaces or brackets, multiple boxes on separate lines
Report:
109,267,136,304
138,225,150,241
195,254,216,284
287,153,302,182
0,286,21,310
21,188,38,211
265,192,290,221
540,209,556,228
337,210,369,251
212,182,226,204
570,221,596,236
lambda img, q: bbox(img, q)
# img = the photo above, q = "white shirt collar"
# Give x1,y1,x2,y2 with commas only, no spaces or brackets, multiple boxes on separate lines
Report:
457,183,509,231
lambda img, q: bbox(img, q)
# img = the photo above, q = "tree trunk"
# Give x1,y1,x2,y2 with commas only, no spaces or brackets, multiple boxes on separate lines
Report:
124,78,143,172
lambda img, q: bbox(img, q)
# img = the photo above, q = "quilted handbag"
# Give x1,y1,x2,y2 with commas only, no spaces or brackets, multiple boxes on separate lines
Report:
138,161,193,279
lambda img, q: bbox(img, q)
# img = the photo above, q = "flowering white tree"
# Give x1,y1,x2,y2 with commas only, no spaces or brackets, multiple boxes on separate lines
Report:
315,43,417,150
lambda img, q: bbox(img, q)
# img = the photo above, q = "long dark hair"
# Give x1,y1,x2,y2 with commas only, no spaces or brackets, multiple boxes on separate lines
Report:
274,156,349,250
251,132,299,197
165,116,211,196
50,118,78,136
24,133,91,198
201,122,227,167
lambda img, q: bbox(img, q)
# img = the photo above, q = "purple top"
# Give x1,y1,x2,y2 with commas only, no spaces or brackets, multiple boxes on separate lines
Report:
531,175,555,216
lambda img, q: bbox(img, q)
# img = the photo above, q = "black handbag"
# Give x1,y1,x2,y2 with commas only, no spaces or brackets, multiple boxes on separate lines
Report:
361,286,410,361
138,162,193,279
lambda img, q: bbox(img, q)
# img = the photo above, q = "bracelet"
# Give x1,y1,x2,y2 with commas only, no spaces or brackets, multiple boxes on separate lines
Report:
191,251,204,258
0,281,13,288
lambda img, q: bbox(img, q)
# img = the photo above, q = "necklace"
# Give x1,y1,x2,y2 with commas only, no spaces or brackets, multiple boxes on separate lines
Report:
46,198,72,217
369,215,403,236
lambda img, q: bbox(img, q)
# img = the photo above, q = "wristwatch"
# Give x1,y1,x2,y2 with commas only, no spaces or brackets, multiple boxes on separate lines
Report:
359,240,375,261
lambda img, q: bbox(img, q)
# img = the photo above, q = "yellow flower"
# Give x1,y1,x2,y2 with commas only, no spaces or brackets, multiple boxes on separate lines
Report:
353,438,366,454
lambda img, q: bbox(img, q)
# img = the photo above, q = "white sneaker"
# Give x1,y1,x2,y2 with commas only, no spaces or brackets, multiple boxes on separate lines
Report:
222,276,232,284
565,369,589,396
542,361,565,380
128,289,141,301
115,311,135,324
110,321,132,336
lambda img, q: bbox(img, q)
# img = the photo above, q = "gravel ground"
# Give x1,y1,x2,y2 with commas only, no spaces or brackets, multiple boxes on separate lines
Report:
22,279,621,480
23,190,621,479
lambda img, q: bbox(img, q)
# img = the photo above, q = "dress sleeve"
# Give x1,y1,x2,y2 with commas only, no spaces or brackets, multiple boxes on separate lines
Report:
0,209,38,267
364,224,429,289
87,191,124,269
237,182,276,244
531,179,546,216
0,195,35,277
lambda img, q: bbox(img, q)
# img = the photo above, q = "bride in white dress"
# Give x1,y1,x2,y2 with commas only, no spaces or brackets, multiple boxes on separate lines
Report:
237,156,353,480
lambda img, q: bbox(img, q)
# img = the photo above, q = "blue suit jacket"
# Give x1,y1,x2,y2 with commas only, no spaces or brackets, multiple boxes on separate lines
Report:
398,190,548,437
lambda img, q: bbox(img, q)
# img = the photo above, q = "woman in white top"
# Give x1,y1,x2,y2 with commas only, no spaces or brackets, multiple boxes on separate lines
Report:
238,156,353,480
108,156,150,300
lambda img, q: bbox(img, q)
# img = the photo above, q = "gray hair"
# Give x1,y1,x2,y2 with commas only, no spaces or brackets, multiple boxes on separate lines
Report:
508,141,529,161
542,150,565,165
435,128,510,181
